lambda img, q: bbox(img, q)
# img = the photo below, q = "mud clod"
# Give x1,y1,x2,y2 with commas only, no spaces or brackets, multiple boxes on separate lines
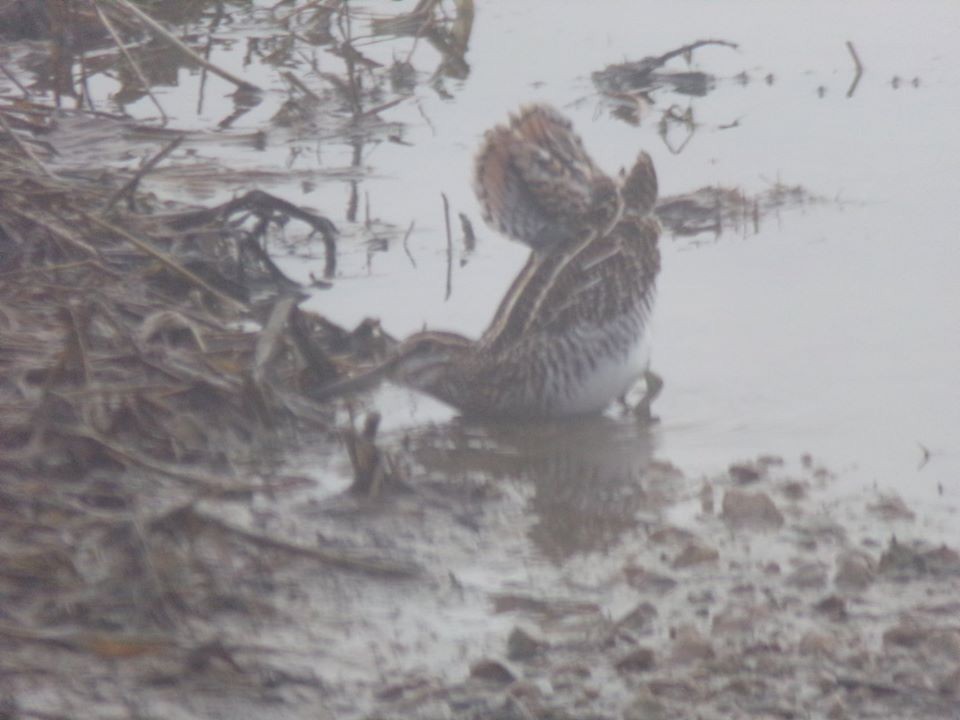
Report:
721,489,786,531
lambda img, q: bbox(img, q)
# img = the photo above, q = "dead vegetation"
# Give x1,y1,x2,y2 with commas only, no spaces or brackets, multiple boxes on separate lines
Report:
657,181,828,241
592,39,739,128
0,15,421,706
0,140,346,482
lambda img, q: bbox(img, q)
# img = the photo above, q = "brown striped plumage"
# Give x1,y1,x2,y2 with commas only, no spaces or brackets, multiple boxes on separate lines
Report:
389,105,662,418
317,105,662,419
394,219,659,417
473,105,622,251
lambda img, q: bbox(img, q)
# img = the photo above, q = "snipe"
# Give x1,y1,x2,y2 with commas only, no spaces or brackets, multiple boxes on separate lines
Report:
322,104,661,419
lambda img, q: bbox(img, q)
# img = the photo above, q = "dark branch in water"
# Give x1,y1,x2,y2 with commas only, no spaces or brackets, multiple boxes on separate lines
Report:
442,192,453,301
93,2,168,124
845,41,864,98
593,39,738,96
169,190,339,278
402,220,417,268
105,135,184,211
646,39,739,71
95,0,262,92
0,62,30,97
459,213,477,253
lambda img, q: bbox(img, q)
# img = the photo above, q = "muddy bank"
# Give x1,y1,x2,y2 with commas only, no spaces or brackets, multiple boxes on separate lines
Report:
365,432,960,719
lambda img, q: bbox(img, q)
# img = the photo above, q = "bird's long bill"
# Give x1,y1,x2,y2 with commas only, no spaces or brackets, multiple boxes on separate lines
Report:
309,354,401,403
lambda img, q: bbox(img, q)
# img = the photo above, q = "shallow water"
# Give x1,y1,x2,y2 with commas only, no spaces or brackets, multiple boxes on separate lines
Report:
283,2,960,701
271,1,960,510
40,0,958,572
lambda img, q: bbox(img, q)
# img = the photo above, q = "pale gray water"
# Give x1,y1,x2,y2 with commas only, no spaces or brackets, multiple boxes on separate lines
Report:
58,0,959,534
282,2,960,513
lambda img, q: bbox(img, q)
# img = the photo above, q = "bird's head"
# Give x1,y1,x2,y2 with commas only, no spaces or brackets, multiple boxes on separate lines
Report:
391,331,471,391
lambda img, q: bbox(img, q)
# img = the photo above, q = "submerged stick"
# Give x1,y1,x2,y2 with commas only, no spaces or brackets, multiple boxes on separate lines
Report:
94,2,168,123
442,192,452,301
73,2,96,114
104,135,184,211
0,62,30,97
845,41,864,98
459,212,476,252
166,190,338,277
94,0,262,93
281,71,322,102
649,39,738,72
401,219,417,268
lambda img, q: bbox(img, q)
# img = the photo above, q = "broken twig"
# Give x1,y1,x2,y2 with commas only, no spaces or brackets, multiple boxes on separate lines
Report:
442,192,453,300
104,135,184,211
94,2,168,123
94,0,262,93
401,220,417,268
846,41,864,98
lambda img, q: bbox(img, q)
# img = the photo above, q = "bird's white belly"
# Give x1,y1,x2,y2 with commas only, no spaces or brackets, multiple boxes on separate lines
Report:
551,330,653,417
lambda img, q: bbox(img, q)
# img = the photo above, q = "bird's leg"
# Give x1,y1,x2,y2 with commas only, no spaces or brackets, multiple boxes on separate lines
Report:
631,369,663,423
